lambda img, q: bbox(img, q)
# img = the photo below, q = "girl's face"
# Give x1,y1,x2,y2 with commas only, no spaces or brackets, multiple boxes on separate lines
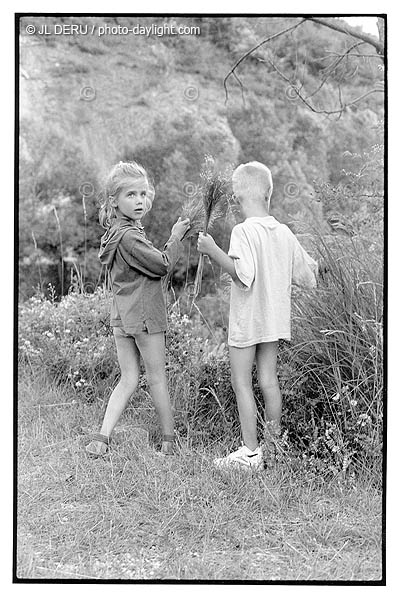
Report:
114,178,148,221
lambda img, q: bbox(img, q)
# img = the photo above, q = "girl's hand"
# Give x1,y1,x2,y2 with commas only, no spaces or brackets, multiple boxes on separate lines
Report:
197,232,217,256
171,217,191,240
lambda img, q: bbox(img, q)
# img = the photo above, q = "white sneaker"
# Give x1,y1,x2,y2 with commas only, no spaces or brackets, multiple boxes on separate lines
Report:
213,444,264,472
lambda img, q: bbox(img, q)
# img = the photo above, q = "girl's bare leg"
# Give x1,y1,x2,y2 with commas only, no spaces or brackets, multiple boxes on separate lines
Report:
134,332,174,441
99,334,141,438
229,345,258,451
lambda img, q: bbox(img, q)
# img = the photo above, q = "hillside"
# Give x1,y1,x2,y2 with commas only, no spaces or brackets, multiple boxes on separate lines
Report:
18,15,384,298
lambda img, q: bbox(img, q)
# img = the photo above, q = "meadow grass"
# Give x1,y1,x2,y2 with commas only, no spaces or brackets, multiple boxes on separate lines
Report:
17,371,382,581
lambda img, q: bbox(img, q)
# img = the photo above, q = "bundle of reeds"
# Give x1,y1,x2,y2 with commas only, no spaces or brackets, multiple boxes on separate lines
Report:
181,156,232,298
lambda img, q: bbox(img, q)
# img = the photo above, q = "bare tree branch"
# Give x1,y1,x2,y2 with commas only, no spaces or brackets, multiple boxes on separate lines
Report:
307,17,384,57
265,56,383,117
224,17,385,115
223,18,306,102
324,52,382,59
306,41,366,100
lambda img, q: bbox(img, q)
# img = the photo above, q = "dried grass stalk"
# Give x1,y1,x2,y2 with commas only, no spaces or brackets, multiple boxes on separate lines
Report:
181,156,232,298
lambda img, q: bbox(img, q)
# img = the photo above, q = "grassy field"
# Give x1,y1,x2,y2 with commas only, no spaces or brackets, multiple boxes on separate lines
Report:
16,372,382,582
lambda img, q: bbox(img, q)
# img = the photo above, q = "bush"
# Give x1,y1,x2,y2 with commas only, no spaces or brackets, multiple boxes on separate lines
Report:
18,286,117,402
280,229,383,478
18,227,383,480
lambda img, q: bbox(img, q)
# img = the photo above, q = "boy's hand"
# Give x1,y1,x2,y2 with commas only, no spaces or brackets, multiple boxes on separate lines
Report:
197,232,217,256
171,217,190,240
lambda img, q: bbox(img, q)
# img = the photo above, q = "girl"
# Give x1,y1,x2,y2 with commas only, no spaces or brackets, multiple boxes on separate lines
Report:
86,161,190,457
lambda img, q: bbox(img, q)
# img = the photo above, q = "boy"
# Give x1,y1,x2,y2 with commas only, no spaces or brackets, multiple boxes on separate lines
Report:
197,161,318,471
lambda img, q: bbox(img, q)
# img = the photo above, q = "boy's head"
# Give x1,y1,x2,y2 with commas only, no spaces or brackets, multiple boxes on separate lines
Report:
232,161,273,208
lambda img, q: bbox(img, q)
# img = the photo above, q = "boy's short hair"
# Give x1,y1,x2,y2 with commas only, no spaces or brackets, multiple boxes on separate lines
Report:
233,161,273,203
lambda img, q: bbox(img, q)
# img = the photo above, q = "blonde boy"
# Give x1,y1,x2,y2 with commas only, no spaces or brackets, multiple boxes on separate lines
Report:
197,161,318,470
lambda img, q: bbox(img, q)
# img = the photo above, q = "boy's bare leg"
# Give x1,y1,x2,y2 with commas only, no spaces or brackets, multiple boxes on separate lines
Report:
255,341,281,424
134,332,175,450
229,345,258,451
256,341,282,461
99,334,141,438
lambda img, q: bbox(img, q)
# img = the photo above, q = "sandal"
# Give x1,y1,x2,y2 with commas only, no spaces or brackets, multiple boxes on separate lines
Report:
160,434,175,456
85,433,111,457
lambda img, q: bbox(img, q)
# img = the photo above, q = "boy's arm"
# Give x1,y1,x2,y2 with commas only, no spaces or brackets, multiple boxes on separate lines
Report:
292,236,318,289
197,233,240,284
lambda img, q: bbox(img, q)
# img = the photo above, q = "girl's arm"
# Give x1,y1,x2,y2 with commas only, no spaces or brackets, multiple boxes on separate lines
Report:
119,218,189,278
120,230,182,278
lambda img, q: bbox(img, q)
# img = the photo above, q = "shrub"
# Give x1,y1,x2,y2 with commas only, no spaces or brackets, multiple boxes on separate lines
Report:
279,229,383,478
18,286,118,402
18,225,383,481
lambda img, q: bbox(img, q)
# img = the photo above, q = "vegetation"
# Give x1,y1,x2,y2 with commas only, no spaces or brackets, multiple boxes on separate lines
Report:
17,15,384,581
17,372,382,580
19,15,383,298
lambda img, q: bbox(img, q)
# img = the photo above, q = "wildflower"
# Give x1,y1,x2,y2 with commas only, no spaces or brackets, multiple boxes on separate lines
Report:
357,413,372,427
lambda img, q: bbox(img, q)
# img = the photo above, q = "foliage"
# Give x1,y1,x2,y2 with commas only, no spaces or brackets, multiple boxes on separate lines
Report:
18,15,384,481
19,16,383,297
281,227,383,477
18,286,117,401
19,218,384,482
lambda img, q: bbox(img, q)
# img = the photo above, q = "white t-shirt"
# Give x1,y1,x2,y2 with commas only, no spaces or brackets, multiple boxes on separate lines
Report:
228,216,318,347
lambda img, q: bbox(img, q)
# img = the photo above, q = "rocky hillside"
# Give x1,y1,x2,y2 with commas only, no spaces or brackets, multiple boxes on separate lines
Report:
18,15,384,297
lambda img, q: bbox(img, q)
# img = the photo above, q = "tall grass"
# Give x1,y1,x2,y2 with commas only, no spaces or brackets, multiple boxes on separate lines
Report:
18,224,384,479
280,228,383,478
17,224,384,580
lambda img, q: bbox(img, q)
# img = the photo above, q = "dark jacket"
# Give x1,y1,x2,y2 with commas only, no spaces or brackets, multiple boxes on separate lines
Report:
99,216,183,334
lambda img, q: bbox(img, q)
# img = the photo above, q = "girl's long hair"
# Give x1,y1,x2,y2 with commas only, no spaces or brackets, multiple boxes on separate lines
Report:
99,160,155,229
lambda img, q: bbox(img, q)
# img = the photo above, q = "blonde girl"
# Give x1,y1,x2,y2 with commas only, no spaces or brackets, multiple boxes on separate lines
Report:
86,161,190,456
